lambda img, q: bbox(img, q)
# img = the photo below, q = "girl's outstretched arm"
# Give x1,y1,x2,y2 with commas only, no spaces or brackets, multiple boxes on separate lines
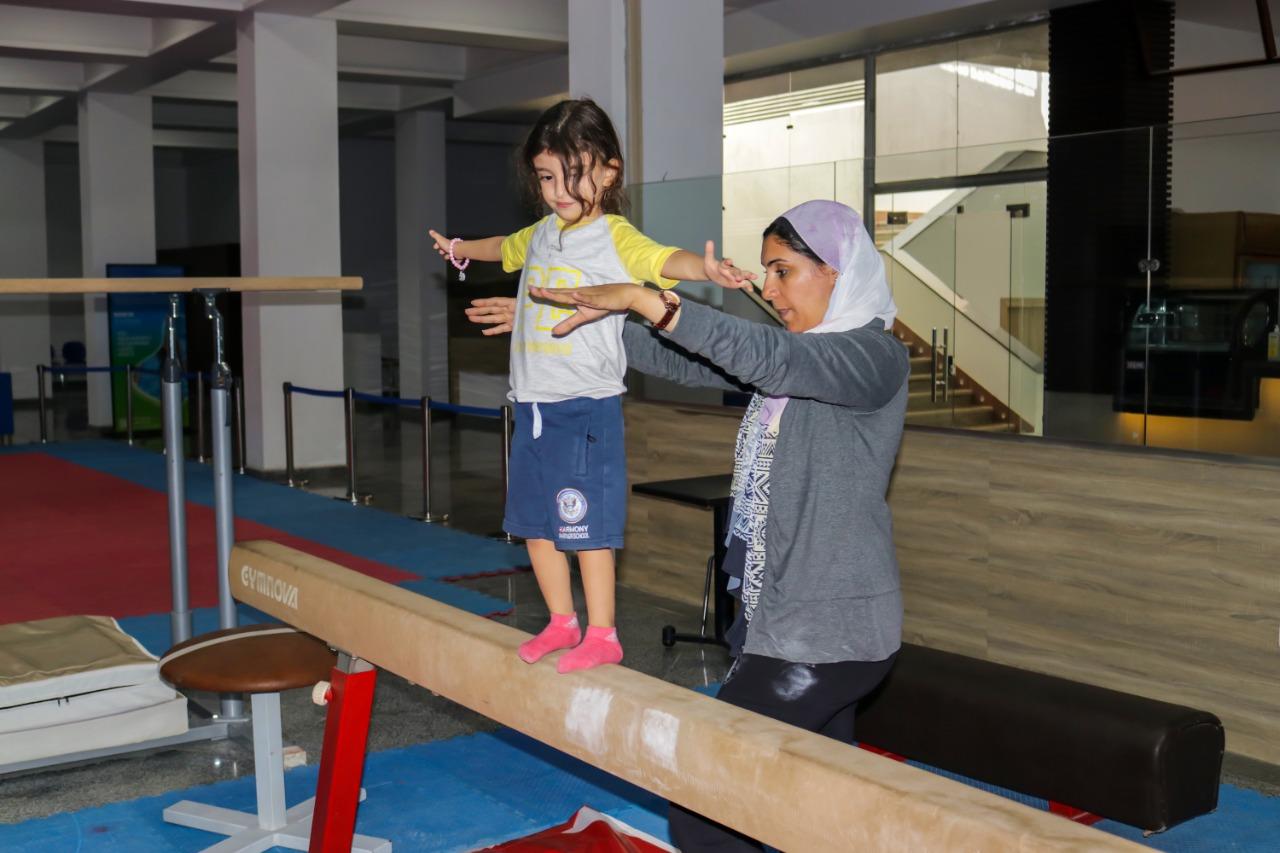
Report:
658,241,756,290
428,229,504,263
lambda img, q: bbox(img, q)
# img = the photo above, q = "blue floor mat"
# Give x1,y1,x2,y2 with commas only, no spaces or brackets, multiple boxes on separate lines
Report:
0,730,670,853
2,723,1276,852
35,441,528,582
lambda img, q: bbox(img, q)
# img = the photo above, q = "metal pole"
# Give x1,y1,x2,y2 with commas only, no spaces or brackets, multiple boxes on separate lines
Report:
195,370,206,463
37,364,47,443
232,378,246,475
237,380,246,475
499,404,514,542
283,382,297,487
125,364,135,446
862,52,877,237
418,396,445,523
201,290,243,721
162,294,192,646
343,387,359,505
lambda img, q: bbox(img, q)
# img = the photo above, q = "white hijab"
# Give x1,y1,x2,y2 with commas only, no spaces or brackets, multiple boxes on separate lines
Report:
777,199,897,335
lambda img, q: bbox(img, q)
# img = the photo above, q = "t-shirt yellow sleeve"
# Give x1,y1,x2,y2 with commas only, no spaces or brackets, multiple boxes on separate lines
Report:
500,221,540,273
607,215,681,289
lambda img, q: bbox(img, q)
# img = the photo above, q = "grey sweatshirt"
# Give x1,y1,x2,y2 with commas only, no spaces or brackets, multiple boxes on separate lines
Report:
623,300,909,664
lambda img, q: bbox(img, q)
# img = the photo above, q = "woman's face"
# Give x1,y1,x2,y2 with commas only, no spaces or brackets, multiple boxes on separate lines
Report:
759,235,838,333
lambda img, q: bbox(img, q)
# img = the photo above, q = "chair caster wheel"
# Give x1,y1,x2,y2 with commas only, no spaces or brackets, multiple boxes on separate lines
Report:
661,626,676,647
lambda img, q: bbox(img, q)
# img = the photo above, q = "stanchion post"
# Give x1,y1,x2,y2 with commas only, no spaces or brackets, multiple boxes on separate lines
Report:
232,378,246,475
499,404,515,543
37,364,47,443
417,396,445,523
195,370,206,463
342,387,360,505
283,382,297,487
125,363,135,446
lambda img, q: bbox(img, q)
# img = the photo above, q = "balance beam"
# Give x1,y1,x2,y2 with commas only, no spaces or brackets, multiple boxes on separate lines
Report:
231,540,1141,852
0,276,361,294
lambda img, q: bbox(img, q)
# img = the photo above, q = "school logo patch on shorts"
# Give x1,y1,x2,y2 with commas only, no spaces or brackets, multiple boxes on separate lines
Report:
556,488,588,524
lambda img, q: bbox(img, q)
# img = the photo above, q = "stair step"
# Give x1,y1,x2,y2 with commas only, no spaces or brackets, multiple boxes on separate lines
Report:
905,405,998,427
969,421,1019,433
907,389,975,409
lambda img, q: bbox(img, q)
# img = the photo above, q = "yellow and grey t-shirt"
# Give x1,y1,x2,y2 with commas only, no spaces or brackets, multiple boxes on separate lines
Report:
501,213,679,403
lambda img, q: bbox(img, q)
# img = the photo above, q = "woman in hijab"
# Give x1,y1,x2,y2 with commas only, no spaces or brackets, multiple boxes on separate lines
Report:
468,200,909,851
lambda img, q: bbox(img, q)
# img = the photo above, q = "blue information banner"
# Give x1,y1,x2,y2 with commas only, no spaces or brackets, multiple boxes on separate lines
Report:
107,264,186,433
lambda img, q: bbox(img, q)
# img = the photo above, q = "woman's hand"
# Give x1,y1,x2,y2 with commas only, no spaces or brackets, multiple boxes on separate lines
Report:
703,240,756,291
530,284,640,336
465,297,515,335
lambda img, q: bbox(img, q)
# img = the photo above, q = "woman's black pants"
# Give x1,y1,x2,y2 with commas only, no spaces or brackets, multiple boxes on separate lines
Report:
667,651,897,852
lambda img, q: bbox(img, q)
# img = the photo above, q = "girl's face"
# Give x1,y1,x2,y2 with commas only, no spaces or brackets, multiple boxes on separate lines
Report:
759,235,838,333
532,149,617,222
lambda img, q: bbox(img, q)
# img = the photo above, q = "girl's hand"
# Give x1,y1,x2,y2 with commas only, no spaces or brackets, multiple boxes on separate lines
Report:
465,297,515,336
428,229,458,260
529,284,637,336
703,240,756,290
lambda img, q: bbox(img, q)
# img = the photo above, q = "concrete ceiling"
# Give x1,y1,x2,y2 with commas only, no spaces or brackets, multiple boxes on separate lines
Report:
0,0,1079,141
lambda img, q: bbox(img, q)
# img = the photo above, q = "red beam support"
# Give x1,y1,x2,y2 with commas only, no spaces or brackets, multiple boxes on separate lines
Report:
309,657,378,853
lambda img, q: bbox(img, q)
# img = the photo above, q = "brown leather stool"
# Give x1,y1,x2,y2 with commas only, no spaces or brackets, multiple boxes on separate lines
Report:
159,624,390,853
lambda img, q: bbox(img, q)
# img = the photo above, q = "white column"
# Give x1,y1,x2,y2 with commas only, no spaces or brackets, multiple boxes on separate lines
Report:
631,0,723,249
79,93,156,425
569,0,628,157
238,12,345,471
395,109,448,401
0,140,50,400
628,1,727,402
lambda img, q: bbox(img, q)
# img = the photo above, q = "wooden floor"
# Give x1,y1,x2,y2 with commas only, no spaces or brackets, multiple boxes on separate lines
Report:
620,400,1280,765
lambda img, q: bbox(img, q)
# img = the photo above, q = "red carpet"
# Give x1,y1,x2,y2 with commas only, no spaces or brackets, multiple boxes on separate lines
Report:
0,452,416,624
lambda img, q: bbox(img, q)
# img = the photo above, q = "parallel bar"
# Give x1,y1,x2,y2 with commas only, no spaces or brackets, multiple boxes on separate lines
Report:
231,541,1142,853
163,294,191,647
195,371,206,463
0,276,362,294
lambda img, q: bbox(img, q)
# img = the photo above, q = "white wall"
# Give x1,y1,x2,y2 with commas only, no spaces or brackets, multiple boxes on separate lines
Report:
1172,19,1280,215
1174,19,1280,123
0,140,50,399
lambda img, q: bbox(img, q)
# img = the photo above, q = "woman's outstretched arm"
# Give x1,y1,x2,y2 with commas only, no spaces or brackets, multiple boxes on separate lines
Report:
465,295,747,392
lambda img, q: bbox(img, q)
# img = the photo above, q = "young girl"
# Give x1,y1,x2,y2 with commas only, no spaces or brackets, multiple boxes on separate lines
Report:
429,98,751,673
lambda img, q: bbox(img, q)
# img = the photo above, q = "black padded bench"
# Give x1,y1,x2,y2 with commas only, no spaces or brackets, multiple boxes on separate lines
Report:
853,643,1224,833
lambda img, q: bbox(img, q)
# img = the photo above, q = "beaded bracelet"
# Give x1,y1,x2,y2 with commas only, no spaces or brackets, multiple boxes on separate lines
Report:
447,237,470,282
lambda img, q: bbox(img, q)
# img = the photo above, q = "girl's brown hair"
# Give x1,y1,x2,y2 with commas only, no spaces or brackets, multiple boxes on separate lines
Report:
519,98,627,223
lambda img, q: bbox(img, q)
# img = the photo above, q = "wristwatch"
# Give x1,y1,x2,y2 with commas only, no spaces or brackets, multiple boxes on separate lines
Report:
652,289,681,332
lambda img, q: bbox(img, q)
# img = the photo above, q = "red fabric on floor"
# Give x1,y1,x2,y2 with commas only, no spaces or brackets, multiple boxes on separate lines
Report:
0,452,415,624
481,808,674,853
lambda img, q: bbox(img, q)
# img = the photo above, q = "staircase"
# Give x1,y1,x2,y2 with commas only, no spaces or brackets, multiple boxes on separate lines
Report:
896,330,1018,433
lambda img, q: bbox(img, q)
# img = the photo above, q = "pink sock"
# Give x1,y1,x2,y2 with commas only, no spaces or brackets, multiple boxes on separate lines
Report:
518,613,581,664
556,625,623,674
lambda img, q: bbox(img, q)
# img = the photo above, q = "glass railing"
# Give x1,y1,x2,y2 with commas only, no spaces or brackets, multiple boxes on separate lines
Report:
628,112,1280,460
